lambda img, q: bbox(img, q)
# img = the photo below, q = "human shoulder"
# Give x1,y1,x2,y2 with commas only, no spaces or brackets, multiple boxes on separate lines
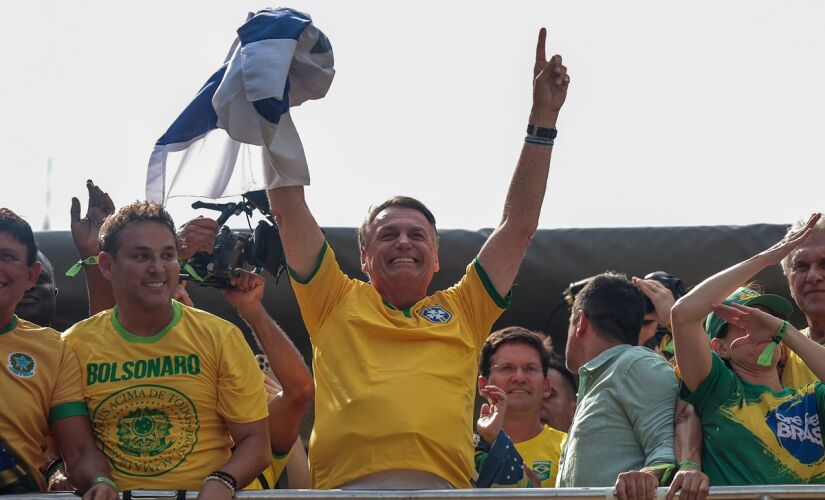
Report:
61,308,114,343
541,425,567,444
14,317,61,341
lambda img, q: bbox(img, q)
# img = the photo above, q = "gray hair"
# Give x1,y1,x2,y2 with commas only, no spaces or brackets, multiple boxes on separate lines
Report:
781,214,825,274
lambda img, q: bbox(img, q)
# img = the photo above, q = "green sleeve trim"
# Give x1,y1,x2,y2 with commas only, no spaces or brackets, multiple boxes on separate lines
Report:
272,450,290,460
48,401,88,424
288,241,328,285
0,315,18,335
112,301,183,343
473,259,511,309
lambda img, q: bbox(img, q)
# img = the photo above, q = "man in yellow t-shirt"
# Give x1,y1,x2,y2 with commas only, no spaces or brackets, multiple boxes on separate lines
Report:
476,327,566,488
62,202,270,496
0,209,116,498
781,217,825,388
266,31,570,489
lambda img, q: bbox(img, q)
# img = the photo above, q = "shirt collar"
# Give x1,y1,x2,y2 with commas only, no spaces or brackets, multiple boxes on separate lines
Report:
579,343,632,375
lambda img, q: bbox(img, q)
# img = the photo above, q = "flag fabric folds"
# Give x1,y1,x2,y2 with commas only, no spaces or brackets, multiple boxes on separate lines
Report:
146,7,334,203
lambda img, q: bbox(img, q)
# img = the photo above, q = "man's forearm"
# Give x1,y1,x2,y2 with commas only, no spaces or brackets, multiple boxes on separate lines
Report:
63,441,114,493
238,303,313,402
215,423,270,488
84,264,115,316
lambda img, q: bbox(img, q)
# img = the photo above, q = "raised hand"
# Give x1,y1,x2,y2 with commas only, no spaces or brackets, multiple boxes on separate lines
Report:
477,384,507,444
712,303,786,350
222,268,265,315
70,180,115,257
633,277,676,326
758,212,821,265
531,28,570,126
178,217,220,260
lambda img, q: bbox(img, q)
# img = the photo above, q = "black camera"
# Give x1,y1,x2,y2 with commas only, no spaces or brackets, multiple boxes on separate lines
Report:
180,191,286,289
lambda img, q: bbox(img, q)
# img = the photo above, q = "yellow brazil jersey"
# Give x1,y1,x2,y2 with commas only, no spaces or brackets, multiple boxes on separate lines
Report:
245,451,290,490
782,328,820,389
0,317,87,491
515,425,566,488
62,301,268,491
290,243,508,489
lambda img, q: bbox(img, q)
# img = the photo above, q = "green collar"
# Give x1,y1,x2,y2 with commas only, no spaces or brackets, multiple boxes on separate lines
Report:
112,301,183,343
382,299,413,318
0,315,18,335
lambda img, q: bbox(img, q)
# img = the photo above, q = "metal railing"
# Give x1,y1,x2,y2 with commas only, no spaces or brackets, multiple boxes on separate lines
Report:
8,486,825,500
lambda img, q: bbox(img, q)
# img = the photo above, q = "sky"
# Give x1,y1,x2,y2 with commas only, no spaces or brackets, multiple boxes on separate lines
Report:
1,1,824,231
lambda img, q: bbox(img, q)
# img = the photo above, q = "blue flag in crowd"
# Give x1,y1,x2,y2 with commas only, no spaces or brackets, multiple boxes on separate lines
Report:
146,7,334,203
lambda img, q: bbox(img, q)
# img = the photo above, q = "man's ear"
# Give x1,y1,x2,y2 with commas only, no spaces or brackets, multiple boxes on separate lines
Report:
478,375,488,395
25,261,42,289
359,248,369,276
98,252,114,280
575,312,589,338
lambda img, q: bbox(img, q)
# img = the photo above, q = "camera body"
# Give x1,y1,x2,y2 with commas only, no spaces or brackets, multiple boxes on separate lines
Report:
181,191,286,289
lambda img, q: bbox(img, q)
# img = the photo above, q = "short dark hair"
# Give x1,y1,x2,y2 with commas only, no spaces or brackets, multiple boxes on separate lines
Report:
0,208,37,266
571,272,645,346
356,196,437,250
479,326,551,378
99,201,178,256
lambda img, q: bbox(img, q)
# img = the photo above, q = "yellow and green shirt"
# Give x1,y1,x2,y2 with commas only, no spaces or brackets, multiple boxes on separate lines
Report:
245,451,290,490
782,328,820,389
63,301,268,490
0,316,87,491
515,425,566,488
683,352,825,485
291,243,508,489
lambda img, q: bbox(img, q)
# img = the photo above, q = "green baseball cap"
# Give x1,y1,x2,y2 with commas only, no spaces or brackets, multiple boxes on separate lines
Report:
704,287,794,339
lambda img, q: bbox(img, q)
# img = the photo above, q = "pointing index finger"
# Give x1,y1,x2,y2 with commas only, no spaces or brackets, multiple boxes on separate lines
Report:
536,27,547,65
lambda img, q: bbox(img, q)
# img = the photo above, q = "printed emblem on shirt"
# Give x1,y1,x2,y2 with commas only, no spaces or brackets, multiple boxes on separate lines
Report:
418,305,452,324
92,384,199,477
530,460,552,481
7,352,36,378
765,393,824,465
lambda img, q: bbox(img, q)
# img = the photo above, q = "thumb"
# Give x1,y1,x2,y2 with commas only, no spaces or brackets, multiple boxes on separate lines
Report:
70,197,81,223
729,334,751,350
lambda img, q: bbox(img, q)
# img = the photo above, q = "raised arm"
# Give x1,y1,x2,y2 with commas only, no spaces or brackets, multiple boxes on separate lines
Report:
266,187,325,280
224,270,314,454
477,28,569,297
69,180,116,315
671,213,821,391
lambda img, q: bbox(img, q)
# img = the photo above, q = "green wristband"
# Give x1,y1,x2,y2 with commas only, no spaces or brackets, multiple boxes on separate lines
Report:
757,320,789,366
91,476,117,490
65,256,99,277
678,460,702,471
643,463,675,486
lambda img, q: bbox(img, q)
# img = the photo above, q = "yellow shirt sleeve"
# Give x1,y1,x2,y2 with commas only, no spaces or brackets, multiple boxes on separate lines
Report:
290,242,351,341
48,341,88,424
217,325,268,423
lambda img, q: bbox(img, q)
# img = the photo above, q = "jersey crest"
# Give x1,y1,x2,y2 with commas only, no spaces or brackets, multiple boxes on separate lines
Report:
7,352,36,378
418,305,452,324
530,460,552,481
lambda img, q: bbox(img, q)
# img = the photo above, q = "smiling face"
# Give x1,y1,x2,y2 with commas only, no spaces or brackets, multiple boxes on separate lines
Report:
359,206,439,294
787,231,825,321
100,221,180,315
0,231,40,319
480,342,549,414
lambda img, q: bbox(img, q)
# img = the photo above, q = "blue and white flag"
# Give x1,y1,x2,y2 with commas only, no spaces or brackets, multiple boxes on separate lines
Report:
146,8,334,203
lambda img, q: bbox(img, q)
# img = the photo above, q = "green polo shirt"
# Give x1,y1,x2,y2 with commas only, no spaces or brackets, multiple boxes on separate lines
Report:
557,344,678,487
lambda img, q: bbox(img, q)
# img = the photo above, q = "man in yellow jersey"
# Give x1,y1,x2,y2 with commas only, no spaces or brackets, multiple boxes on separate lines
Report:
0,209,116,498
781,215,825,388
266,29,569,489
62,202,270,497
476,327,566,487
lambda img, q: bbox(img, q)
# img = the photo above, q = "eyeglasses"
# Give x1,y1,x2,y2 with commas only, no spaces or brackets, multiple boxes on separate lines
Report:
491,363,543,377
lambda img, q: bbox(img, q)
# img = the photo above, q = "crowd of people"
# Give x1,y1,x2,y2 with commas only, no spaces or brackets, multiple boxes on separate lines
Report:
2,27,825,500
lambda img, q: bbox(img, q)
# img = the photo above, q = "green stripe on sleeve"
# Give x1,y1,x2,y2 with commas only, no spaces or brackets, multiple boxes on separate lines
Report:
473,259,511,309
288,241,328,284
48,401,89,424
